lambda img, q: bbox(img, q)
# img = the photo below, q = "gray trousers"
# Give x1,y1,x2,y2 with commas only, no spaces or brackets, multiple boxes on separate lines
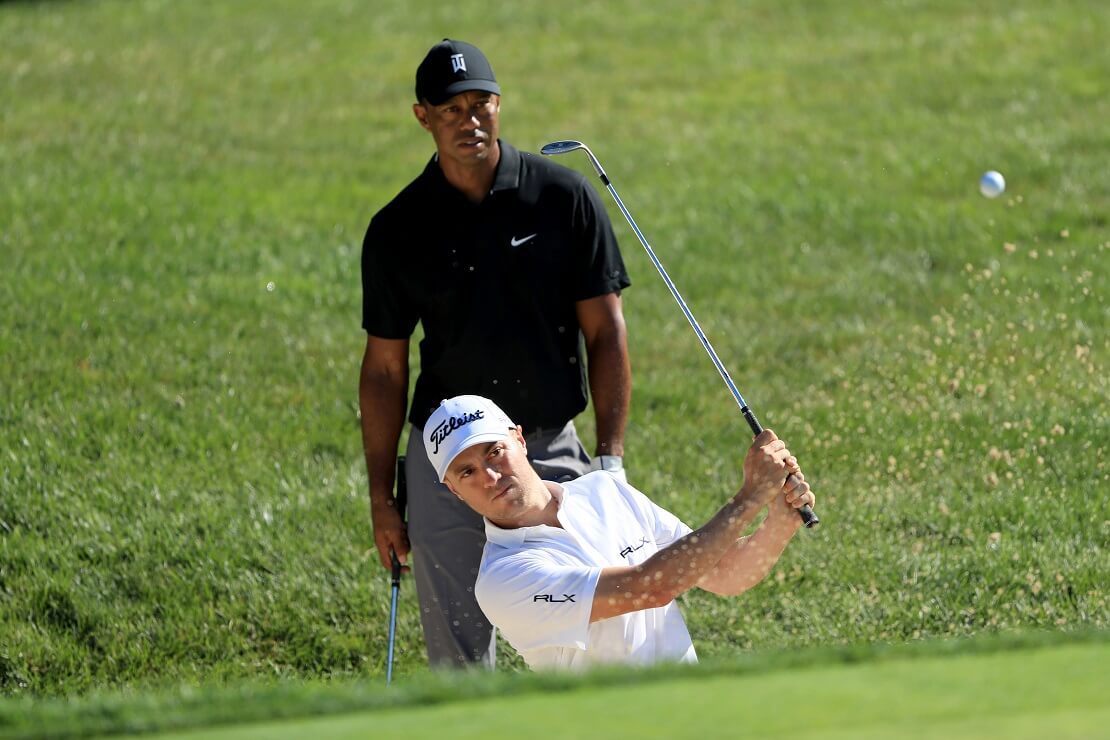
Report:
404,420,591,668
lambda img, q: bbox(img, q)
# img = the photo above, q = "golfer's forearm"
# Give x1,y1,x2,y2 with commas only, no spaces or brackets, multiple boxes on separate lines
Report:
593,494,760,618
585,327,630,457
699,512,800,596
359,366,407,505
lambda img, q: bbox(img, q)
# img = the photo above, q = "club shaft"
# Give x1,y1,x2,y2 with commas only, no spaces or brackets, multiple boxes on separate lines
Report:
603,181,753,415
560,142,818,528
386,547,402,685
386,583,399,684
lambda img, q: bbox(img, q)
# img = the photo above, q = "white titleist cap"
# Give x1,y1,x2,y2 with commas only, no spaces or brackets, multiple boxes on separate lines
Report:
423,395,515,481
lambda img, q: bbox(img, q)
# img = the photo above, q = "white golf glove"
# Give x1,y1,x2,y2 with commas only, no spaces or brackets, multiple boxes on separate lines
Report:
591,455,627,484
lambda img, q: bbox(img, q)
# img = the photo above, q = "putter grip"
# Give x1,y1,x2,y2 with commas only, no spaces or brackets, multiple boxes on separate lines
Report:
742,408,820,528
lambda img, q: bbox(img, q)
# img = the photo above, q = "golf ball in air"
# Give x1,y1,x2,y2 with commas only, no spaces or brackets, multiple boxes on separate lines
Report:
979,170,1005,198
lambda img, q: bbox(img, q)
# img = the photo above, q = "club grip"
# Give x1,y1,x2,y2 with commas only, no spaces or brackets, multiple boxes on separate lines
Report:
790,476,820,528
395,456,408,521
742,407,820,529
390,547,402,585
390,456,407,583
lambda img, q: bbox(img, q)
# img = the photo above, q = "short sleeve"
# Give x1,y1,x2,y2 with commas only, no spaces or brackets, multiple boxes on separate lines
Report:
571,180,631,301
648,498,692,548
476,555,601,652
360,215,419,338
615,477,692,548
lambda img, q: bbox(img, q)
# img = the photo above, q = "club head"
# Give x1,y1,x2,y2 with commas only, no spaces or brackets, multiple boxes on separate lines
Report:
541,140,585,156
540,139,608,182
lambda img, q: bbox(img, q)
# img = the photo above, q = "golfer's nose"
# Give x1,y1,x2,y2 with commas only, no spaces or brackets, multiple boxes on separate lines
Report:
481,466,501,487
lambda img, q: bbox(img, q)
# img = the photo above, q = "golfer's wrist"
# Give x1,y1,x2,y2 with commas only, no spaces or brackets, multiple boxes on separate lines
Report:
731,487,766,518
765,501,803,529
711,495,759,537
591,455,624,472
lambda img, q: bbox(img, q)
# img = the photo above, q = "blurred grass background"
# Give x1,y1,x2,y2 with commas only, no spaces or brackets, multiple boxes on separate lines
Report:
1,0,1107,698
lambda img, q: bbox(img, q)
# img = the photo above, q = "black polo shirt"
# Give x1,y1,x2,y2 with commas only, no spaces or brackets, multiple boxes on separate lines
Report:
361,140,631,431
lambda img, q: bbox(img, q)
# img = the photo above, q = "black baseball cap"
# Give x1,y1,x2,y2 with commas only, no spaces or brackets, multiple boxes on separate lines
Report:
415,39,500,105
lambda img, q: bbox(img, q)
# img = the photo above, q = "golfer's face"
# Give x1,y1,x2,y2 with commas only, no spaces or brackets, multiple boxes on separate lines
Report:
444,429,530,519
415,91,500,166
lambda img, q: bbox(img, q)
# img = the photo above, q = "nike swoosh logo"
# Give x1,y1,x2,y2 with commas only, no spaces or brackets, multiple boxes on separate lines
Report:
510,233,537,247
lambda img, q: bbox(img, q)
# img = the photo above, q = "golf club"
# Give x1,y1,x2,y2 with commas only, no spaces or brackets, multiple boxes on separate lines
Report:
541,140,819,528
386,455,408,685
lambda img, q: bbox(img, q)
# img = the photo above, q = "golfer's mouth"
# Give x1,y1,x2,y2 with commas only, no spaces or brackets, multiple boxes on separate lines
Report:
491,481,514,500
459,135,488,149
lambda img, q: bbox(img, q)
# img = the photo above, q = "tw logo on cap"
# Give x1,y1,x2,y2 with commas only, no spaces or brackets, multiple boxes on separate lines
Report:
450,53,466,73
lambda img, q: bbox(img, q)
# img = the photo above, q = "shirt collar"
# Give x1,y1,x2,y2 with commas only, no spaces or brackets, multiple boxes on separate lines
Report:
483,482,566,547
488,140,521,193
420,139,521,197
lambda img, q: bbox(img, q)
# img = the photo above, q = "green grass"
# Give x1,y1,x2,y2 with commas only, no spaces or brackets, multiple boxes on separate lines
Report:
1,0,1107,704
0,629,1106,739
155,641,1109,740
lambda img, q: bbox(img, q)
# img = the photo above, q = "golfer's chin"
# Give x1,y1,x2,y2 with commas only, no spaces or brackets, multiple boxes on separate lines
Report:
455,138,492,158
485,484,526,519
490,481,520,506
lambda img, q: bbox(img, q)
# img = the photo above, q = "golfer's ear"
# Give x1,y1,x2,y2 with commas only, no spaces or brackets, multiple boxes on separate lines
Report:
512,425,526,453
413,102,431,131
443,478,462,499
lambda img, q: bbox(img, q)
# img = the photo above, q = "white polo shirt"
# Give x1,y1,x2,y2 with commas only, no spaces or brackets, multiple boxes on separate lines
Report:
475,471,697,670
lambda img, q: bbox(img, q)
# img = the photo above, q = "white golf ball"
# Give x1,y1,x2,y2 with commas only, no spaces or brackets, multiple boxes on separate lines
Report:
979,170,1005,198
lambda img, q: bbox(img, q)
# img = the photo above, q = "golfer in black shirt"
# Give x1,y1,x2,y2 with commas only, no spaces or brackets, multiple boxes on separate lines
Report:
359,39,633,668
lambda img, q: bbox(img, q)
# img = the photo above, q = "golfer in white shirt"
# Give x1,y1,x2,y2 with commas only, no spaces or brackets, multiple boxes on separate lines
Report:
422,394,816,670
